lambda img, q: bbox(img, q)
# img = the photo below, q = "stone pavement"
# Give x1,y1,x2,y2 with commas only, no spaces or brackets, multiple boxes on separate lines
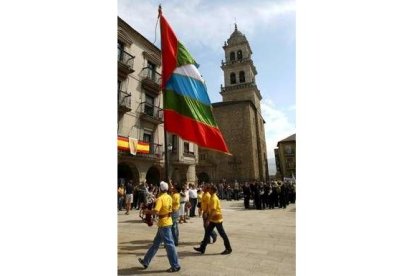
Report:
118,200,295,275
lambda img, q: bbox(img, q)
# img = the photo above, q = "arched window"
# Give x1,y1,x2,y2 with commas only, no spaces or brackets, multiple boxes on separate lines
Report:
230,52,235,61
237,50,243,60
239,71,245,83
230,73,236,84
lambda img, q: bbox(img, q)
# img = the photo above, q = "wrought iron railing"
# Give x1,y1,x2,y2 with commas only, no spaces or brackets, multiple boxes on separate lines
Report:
140,67,161,85
221,82,257,92
118,90,131,109
118,47,135,68
137,142,163,158
118,142,163,160
140,102,164,121
221,57,251,66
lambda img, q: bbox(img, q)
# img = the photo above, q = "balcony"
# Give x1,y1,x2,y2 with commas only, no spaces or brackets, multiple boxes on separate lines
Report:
118,47,135,79
118,142,163,160
183,151,195,158
221,81,257,93
221,57,250,66
118,90,132,113
140,67,161,95
139,102,164,124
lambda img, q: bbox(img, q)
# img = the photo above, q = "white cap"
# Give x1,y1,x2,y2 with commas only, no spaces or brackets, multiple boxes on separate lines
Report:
160,181,169,191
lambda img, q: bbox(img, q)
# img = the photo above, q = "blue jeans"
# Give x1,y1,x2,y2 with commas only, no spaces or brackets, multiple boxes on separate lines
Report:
142,226,180,269
118,197,124,210
171,211,179,245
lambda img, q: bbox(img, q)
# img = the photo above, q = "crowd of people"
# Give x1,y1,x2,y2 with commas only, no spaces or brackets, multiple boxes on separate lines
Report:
117,180,296,213
240,180,296,210
117,178,295,273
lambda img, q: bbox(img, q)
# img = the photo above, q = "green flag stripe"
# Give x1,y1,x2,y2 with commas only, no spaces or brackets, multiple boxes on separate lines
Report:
164,89,218,128
177,41,197,66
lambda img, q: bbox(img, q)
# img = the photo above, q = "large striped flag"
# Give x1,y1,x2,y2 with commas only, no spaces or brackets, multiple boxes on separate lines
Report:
159,9,230,155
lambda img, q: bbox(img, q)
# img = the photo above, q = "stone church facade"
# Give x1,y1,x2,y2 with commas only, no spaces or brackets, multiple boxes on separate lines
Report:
197,25,269,184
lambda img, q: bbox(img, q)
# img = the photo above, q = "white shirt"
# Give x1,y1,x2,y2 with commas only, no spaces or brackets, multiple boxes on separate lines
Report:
189,188,198,199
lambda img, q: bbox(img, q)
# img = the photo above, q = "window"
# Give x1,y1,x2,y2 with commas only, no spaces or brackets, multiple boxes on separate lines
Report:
284,145,294,155
184,142,194,155
144,94,154,116
143,133,153,153
239,71,245,83
117,41,124,61
172,135,178,152
230,52,235,61
143,133,152,143
237,50,243,60
286,158,295,169
230,73,236,84
148,61,156,81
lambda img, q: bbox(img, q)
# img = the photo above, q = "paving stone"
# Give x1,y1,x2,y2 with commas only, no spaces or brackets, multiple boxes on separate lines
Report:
118,200,295,275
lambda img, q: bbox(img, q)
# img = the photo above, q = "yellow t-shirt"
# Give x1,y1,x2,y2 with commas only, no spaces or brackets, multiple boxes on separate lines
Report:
172,192,180,212
153,193,173,227
208,194,223,223
201,191,211,213
197,192,203,203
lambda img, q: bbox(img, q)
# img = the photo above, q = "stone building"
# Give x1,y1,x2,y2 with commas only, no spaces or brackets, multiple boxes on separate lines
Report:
117,17,198,187
197,24,269,183
275,134,296,179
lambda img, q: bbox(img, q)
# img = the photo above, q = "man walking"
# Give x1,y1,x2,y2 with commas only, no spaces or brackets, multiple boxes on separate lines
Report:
170,183,181,246
125,180,134,215
188,184,198,217
194,185,232,255
138,181,181,273
200,184,217,244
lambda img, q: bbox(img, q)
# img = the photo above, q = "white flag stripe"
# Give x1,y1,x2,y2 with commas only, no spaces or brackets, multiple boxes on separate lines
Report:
173,64,204,83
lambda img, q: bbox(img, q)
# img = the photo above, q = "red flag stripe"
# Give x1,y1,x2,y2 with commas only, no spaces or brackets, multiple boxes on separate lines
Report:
160,15,178,89
164,110,230,154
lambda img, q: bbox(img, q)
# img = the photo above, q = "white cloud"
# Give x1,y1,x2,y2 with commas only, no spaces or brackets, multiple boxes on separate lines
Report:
118,0,295,52
261,98,296,159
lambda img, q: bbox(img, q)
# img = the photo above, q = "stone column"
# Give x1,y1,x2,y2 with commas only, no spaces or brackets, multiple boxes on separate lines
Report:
186,164,197,185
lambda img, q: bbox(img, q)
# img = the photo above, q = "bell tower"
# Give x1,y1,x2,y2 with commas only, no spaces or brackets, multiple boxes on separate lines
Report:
197,24,269,183
220,24,262,111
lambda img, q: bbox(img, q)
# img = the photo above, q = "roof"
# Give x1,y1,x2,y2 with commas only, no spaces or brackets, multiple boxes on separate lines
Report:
226,24,248,46
277,134,296,146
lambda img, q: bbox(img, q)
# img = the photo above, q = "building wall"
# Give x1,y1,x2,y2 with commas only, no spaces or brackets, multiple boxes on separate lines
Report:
277,141,296,179
197,101,265,182
118,17,198,185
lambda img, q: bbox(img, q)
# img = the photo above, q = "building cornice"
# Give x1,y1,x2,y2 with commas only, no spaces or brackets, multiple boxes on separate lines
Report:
118,17,161,55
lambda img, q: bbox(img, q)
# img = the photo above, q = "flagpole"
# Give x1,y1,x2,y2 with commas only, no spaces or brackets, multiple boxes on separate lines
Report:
159,5,169,182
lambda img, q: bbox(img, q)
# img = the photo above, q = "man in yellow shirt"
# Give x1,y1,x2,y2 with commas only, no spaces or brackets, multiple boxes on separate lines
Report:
138,181,181,273
200,184,217,244
194,185,232,255
197,189,203,217
170,183,181,246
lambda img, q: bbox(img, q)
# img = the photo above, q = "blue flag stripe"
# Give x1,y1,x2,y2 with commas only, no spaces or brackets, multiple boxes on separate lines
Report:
165,73,211,106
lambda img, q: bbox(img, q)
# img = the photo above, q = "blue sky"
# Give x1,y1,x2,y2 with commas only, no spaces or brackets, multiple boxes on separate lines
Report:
118,0,296,174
